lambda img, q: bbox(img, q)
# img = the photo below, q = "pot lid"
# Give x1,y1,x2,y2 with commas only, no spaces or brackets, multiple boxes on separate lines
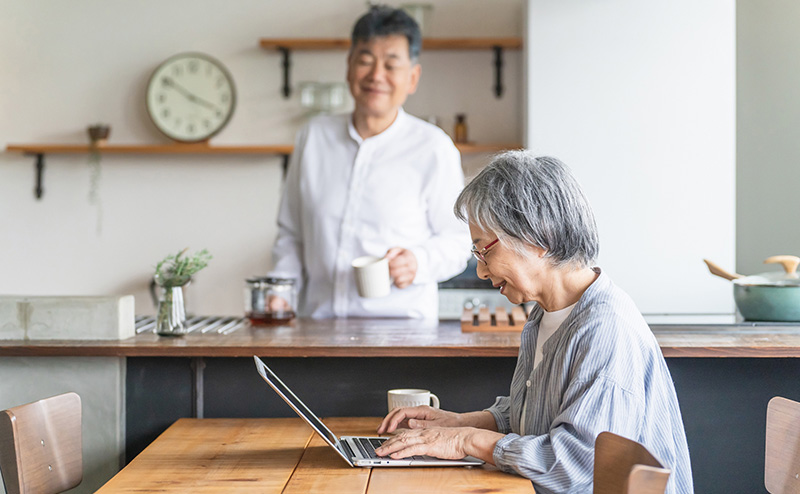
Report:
733,255,800,286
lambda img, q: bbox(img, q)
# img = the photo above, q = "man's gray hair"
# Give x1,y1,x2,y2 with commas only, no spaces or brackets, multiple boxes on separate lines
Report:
454,151,599,268
351,5,422,62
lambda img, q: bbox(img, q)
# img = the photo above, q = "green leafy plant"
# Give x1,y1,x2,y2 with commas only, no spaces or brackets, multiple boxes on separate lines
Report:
154,248,212,287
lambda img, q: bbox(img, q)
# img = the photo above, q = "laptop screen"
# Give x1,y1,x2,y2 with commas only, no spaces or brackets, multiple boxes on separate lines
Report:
253,356,340,446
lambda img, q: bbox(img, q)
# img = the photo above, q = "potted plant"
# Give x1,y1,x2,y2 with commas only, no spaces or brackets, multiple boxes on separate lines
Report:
153,248,212,336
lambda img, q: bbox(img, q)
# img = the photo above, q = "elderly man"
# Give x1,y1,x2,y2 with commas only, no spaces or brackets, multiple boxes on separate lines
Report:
269,6,469,319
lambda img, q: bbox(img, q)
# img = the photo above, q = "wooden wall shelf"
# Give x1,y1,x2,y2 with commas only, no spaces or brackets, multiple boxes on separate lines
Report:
258,37,523,51
6,143,293,155
6,143,292,200
6,141,518,200
455,143,521,153
259,36,523,98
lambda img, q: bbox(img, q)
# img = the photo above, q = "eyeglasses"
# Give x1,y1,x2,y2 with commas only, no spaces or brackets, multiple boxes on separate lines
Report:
471,238,499,265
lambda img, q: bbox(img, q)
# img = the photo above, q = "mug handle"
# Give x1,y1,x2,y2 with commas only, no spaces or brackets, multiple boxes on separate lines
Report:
430,393,440,409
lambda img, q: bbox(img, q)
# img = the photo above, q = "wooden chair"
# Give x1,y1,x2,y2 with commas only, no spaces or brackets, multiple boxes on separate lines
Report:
0,392,82,494
593,431,671,494
765,396,800,493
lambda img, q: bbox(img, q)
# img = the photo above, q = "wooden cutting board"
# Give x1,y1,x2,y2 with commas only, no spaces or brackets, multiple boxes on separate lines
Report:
461,306,529,332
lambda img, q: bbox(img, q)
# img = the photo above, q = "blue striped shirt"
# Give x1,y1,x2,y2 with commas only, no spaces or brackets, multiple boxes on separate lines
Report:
486,269,693,493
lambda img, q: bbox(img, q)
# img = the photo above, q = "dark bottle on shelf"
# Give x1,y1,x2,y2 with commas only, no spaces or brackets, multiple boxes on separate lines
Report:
454,113,468,143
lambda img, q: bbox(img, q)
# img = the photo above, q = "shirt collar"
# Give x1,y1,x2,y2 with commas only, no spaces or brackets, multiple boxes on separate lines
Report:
347,107,408,145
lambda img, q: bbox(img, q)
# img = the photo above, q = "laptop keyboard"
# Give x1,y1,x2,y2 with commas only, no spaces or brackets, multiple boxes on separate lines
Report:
352,437,424,461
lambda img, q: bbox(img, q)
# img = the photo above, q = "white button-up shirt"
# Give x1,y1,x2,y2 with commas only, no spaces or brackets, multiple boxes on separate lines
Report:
270,109,470,319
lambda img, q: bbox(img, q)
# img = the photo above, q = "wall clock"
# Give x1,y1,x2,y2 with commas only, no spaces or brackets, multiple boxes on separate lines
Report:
146,52,236,143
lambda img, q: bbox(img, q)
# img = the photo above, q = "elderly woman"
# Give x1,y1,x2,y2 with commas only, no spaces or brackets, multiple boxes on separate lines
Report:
375,151,693,493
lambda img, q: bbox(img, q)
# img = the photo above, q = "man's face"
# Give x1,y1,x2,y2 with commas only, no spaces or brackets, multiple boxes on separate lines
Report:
347,34,421,120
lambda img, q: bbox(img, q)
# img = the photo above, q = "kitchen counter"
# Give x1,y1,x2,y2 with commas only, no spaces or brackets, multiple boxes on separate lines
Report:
2,316,800,358
3,315,799,492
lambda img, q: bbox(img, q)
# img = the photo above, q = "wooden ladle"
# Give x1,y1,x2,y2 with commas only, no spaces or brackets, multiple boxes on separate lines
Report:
703,259,742,281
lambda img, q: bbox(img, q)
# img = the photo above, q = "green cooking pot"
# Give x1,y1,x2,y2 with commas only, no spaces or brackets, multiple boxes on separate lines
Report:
704,255,800,322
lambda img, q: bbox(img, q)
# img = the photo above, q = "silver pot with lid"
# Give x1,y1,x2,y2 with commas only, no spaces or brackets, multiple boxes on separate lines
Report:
245,277,297,325
704,255,800,322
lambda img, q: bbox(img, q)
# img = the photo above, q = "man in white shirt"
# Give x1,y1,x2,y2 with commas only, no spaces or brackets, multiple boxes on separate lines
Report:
269,6,470,319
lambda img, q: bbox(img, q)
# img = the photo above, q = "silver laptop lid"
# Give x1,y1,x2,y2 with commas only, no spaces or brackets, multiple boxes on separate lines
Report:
253,356,353,465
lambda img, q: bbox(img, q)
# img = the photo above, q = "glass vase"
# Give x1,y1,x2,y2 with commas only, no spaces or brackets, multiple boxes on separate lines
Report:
156,285,187,336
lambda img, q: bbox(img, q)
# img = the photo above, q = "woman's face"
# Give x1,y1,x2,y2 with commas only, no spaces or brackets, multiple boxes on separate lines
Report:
469,223,550,305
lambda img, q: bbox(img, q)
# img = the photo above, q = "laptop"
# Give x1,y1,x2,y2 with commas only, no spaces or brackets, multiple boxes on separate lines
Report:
253,356,484,467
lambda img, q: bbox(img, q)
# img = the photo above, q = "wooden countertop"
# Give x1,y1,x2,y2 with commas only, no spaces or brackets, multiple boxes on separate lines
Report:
3,318,800,358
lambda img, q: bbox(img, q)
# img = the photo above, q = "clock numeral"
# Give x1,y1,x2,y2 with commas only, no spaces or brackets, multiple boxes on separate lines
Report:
162,108,170,118
216,77,225,89
158,93,166,103
187,124,196,134
204,119,211,128
220,93,229,103
188,60,199,73
172,65,183,77
174,118,182,128
215,110,223,119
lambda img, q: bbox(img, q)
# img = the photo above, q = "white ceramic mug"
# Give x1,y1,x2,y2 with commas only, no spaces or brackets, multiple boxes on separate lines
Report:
387,388,440,413
352,255,391,298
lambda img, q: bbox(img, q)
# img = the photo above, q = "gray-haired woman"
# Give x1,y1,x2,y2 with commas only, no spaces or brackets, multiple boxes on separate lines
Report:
376,151,693,493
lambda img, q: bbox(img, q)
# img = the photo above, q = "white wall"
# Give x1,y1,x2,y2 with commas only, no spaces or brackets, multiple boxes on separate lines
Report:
526,0,736,313
0,0,523,316
737,0,800,276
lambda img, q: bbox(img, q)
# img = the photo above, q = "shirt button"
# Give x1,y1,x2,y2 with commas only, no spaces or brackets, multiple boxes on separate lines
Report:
526,380,531,387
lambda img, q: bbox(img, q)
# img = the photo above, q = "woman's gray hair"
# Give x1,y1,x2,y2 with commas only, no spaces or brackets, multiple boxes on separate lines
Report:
454,151,599,268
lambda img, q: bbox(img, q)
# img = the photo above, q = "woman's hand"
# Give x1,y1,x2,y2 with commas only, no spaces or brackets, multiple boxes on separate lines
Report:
377,406,463,434
375,426,504,464
375,427,472,460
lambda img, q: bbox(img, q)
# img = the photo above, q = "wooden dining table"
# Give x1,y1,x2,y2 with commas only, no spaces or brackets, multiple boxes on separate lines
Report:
96,416,534,493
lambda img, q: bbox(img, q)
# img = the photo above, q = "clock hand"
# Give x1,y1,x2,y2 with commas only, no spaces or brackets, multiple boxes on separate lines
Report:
162,77,221,112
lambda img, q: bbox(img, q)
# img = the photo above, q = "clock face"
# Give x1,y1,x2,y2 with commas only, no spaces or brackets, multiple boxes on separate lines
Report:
146,52,236,143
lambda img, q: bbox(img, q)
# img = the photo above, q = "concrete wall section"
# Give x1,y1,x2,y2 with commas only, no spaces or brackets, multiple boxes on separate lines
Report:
0,357,125,494
737,0,800,276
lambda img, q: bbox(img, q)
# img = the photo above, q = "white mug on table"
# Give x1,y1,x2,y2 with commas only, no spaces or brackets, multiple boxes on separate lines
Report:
387,388,440,413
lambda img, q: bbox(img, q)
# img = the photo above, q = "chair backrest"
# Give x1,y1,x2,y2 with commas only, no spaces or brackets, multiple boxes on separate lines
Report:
766,396,800,494
0,392,82,494
593,431,671,494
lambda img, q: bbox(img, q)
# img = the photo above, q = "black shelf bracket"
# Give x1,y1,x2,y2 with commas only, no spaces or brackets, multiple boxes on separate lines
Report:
493,46,505,98
34,153,45,200
279,47,292,98
281,153,290,178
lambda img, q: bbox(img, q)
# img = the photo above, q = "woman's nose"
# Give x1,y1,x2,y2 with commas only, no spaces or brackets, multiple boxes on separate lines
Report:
475,261,490,280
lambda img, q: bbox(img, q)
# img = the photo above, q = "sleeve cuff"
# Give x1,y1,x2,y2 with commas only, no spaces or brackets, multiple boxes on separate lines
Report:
409,246,431,285
492,433,522,472
485,404,511,434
